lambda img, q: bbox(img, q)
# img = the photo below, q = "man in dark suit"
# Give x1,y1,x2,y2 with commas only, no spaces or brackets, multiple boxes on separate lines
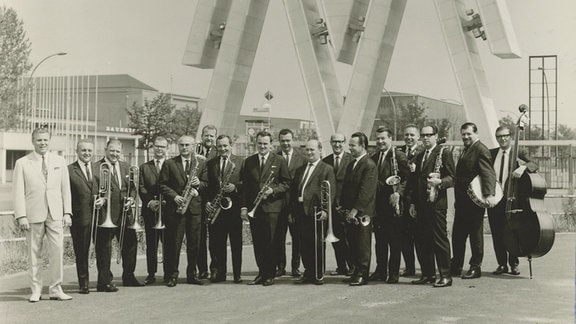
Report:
291,139,336,285
95,139,142,292
340,132,378,286
452,122,499,279
488,125,538,276
68,139,100,294
322,133,353,276
159,135,207,287
369,127,410,284
138,136,168,285
275,128,306,277
397,124,423,277
204,135,245,283
195,125,218,279
240,131,291,286
406,125,455,287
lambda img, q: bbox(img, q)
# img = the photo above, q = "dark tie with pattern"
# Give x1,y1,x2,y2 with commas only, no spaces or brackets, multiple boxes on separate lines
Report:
42,155,48,181
221,156,227,181
155,160,161,173
334,155,340,173
85,162,92,182
185,159,190,176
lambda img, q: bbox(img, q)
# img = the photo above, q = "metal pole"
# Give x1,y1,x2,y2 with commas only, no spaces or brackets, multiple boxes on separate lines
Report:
383,87,397,140
28,52,67,129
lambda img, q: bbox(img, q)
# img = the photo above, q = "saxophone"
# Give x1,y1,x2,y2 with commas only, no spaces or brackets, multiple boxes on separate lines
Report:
176,156,199,214
207,159,236,224
427,138,447,203
385,146,402,217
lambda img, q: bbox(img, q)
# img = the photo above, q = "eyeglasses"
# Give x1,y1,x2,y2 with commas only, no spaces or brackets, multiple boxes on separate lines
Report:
496,134,511,139
421,133,436,137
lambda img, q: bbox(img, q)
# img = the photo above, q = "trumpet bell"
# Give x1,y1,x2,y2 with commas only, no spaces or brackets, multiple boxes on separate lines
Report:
128,220,142,231
359,215,371,227
324,233,340,243
385,175,401,186
428,172,441,179
153,223,165,230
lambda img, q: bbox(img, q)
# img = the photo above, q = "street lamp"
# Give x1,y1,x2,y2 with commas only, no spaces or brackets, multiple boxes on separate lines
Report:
382,87,397,139
28,52,67,128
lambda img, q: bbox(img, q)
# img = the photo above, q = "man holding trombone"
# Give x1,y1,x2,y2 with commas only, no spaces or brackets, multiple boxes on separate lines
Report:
96,139,142,292
138,136,168,285
291,139,335,285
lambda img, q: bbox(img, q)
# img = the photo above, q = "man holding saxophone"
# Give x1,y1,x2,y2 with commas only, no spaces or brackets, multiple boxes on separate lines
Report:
159,135,207,287
204,135,245,283
369,127,410,284
406,125,455,287
291,139,335,285
240,131,291,286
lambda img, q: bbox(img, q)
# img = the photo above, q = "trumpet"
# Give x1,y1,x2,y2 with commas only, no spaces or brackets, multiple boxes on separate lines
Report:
385,146,402,217
207,159,236,225
176,156,199,214
337,207,370,226
117,165,138,264
247,170,275,218
97,162,117,229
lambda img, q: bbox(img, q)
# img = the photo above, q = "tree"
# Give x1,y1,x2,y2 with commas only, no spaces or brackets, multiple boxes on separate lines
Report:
127,93,174,159
170,105,201,139
0,6,32,130
374,101,427,140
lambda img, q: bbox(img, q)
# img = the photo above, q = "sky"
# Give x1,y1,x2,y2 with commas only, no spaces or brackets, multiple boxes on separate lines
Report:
3,0,576,129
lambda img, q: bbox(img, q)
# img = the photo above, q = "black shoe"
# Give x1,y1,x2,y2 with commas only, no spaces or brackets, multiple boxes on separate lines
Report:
368,272,386,281
510,265,520,275
233,276,243,284
492,265,508,275
262,278,275,286
347,267,356,276
342,276,355,283
411,276,436,285
123,276,145,287
349,276,367,286
275,268,286,277
144,275,156,285
166,278,177,287
291,268,302,277
386,276,399,284
433,277,453,288
312,278,324,285
97,284,118,292
79,286,90,294
210,276,226,283
462,267,481,279
248,275,263,285
187,277,205,285
330,268,348,276
198,272,209,280
400,269,416,277
295,276,311,284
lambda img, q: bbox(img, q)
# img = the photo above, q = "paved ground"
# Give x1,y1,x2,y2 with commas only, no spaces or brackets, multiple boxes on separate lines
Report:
0,232,573,324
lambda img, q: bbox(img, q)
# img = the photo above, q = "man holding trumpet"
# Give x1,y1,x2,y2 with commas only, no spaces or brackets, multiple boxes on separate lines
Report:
291,139,335,285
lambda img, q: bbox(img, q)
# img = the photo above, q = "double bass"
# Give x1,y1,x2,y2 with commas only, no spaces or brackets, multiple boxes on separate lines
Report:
503,104,555,278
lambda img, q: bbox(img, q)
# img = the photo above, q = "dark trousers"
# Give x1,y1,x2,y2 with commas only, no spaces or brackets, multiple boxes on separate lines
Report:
164,211,201,279
414,207,451,277
198,215,209,274
275,210,301,271
71,224,91,287
345,219,372,279
373,215,402,279
95,226,137,286
331,208,352,272
249,210,280,279
208,208,243,278
295,205,325,279
399,214,416,273
488,202,519,267
142,211,166,277
452,197,485,270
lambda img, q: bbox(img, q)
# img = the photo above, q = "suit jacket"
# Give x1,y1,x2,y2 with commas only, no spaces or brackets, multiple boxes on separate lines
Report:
455,140,496,200
340,154,378,217
290,160,336,217
277,149,307,207
398,144,424,164
13,152,72,223
139,159,162,218
159,154,207,214
196,144,218,161
97,158,133,225
407,145,455,209
240,152,291,213
489,146,538,186
68,161,99,227
203,154,244,204
322,152,353,207
371,147,410,214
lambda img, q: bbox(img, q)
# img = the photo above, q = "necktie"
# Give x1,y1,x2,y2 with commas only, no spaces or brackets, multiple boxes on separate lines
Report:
111,163,120,188
499,150,506,183
42,155,48,181
185,159,190,176
378,151,385,168
422,150,429,168
155,160,161,173
85,162,92,182
260,156,265,170
286,153,291,167
334,155,340,173
299,163,313,195
221,156,227,181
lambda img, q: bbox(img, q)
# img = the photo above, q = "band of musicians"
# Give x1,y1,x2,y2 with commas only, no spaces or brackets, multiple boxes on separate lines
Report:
14,118,543,302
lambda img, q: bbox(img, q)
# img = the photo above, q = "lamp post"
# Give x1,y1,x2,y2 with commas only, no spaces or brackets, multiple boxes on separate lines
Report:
382,87,397,139
28,52,67,128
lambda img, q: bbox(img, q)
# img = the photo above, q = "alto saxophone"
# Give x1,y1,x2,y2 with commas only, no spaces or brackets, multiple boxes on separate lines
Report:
385,146,402,217
427,138,447,203
207,159,236,224
177,156,199,214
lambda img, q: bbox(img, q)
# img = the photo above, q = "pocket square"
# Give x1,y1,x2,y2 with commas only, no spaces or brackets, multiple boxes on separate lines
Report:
54,167,60,170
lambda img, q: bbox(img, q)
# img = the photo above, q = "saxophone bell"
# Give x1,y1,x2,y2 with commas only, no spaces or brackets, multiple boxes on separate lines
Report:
385,175,401,186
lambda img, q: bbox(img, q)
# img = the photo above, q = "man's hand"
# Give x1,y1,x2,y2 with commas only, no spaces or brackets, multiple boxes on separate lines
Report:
484,194,500,208
288,213,295,225
427,177,442,187
124,197,135,208
18,217,29,231
409,204,417,218
222,183,236,193
346,208,358,225
94,197,106,209
261,187,273,200
63,214,72,227
512,165,526,179
409,162,416,173
189,176,200,187
206,201,216,214
389,192,400,206
174,195,185,205
148,200,161,212
240,207,249,222
318,210,328,221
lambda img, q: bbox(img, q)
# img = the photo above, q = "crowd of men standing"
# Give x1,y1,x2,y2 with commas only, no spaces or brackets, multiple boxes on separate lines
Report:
13,121,537,301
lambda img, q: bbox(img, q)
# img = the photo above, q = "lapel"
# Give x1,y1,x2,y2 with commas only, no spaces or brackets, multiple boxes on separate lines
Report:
30,153,48,185
422,147,435,170
175,155,187,183
73,161,92,188
261,153,274,179
339,152,351,178
304,161,322,190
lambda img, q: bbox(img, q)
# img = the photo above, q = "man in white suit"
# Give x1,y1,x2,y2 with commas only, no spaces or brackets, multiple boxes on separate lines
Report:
13,127,73,302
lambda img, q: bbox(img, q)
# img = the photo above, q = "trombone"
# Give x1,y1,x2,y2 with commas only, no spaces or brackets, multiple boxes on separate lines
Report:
117,166,139,264
97,162,117,229
314,180,339,281
153,194,165,263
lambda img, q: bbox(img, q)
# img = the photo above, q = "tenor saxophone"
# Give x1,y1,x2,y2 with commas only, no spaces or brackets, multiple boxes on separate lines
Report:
177,156,199,214
385,146,402,217
427,138,447,203
207,159,236,224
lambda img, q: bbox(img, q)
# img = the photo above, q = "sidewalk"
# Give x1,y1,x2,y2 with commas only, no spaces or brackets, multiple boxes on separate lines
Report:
0,234,573,323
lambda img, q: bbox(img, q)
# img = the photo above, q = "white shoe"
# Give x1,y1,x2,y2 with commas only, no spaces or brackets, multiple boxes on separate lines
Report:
49,287,73,301
29,293,41,303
